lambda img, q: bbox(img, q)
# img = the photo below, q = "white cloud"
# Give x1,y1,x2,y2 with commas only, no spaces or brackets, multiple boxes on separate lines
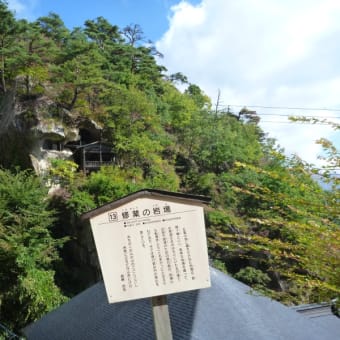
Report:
7,0,38,20
156,0,340,165
7,0,25,13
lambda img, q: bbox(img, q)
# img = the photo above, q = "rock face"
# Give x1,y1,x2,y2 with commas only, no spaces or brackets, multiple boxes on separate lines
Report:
0,92,103,174
0,89,16,134
0,91,106,289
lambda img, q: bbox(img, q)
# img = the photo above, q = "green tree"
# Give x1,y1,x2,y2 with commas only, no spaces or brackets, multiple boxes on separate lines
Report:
84,16,121,50
36,12,69,48
160,82,198,133
182,112,263,178
100,84,165,166
0,169,66,330
209,149,340,305
53,28,106,112
14,20,58,97
0,0,20,93
185,84,211,109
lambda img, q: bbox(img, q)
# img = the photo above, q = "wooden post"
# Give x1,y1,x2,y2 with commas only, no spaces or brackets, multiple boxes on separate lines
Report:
151,295,173,340
99,142,102,163
82,148,86,172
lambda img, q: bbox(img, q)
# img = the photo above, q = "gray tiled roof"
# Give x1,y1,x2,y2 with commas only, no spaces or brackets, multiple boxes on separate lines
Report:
291,302,340,335
23,267,340,340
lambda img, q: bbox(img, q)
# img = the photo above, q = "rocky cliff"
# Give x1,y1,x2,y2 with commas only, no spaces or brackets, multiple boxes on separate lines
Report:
0,92,103,175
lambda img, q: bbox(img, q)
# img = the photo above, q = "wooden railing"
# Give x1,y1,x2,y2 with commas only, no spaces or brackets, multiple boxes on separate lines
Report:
85,161,114,168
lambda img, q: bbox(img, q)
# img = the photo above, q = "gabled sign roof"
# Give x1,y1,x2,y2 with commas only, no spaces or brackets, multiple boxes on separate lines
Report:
81,189,211,221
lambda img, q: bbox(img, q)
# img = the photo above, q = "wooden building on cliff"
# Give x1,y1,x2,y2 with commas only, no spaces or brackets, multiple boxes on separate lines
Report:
72,141,115,174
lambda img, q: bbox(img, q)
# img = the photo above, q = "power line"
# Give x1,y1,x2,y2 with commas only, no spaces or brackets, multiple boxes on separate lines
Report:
213,111,339,126
219,105,340,121
225,104,340,112
256,112,340,119
259,120,335,125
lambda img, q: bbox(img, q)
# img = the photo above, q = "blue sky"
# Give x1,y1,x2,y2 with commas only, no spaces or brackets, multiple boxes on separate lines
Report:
7,0,340,167
8,0,200,41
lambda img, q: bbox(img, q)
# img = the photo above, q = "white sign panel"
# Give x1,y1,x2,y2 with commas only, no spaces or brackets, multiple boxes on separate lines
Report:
90,197,211,303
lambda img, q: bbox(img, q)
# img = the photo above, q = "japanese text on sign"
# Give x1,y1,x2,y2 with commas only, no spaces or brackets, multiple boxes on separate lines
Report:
90,197,210,303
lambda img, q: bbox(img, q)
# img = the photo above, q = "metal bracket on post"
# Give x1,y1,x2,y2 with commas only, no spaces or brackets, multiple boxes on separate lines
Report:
151,295,173,340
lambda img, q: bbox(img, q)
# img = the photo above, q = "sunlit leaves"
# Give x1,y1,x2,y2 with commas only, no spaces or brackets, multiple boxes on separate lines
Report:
0,169,66,329
210,151,340,304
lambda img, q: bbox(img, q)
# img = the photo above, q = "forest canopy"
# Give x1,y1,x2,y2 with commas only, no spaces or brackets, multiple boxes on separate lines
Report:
0,0,339,332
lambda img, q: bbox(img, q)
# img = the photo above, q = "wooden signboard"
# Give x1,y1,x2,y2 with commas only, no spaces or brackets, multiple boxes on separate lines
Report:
83,189,211,304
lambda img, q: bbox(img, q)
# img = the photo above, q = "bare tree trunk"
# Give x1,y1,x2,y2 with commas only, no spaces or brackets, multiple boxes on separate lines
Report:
0,48,7,93
68,87,79,111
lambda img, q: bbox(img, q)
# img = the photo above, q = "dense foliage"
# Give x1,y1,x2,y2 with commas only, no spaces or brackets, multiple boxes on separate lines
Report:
0,169,66,331
0,0,339,331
